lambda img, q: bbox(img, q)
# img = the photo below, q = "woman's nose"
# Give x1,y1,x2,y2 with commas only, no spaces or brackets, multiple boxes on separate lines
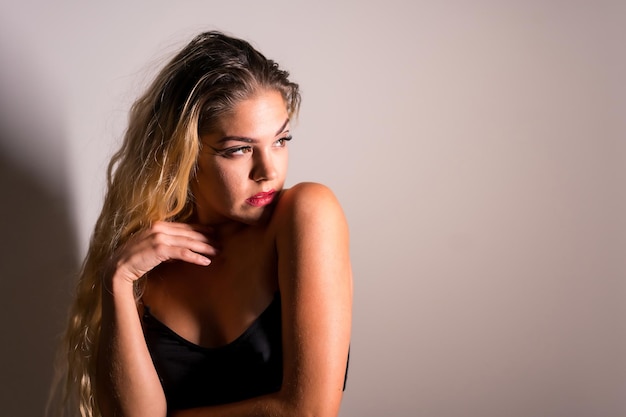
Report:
251,151,277,182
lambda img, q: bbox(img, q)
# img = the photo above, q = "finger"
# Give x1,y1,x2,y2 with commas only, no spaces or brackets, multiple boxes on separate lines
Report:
148,230,219,256
147,240,213,268
177,248,212,266
142,233,216,264
151,222,218,245
166,236,219,257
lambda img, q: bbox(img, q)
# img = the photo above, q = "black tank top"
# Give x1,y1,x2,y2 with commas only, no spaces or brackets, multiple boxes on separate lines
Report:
142,294,283,410
142,293,348,410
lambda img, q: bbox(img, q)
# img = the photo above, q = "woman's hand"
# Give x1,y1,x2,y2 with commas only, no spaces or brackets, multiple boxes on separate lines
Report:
109,221,219,285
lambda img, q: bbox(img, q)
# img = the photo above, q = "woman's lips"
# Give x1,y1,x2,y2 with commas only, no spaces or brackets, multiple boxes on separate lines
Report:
246,190,276,207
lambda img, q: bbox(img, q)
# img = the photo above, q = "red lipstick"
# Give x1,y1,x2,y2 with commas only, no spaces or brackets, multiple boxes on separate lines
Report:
246,190,276,207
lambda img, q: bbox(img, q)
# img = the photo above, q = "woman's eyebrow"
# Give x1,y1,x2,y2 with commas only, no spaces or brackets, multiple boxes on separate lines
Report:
216,118,290,144
217,135,256,144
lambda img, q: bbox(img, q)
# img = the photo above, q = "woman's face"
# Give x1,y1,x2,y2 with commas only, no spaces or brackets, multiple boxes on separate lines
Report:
192,89,291,227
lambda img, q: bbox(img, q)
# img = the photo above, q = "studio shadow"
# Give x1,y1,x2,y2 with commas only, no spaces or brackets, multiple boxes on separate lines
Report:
0,134,78,417
0,52,79,417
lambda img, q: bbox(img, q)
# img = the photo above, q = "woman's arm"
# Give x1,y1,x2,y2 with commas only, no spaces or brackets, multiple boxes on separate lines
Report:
170,182,353,417
97,222,218,417
98,273,166,417
276,182,353,415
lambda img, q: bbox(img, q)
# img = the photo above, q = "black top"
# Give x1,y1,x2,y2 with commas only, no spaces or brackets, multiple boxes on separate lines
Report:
142,295,283,410
142,293,348,411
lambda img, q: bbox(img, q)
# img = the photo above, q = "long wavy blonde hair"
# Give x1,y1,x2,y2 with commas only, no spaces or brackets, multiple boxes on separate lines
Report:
48,31,300,417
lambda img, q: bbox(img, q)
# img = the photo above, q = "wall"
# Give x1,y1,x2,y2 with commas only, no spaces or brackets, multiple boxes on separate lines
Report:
1,1,624,416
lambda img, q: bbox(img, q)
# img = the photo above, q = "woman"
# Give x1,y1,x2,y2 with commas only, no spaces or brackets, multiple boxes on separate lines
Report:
54,31,352,417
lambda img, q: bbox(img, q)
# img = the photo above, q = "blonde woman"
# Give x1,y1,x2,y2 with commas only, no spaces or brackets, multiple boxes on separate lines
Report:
54,31,352,417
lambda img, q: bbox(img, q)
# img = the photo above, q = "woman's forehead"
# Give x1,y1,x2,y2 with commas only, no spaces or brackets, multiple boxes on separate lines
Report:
210,91,290,139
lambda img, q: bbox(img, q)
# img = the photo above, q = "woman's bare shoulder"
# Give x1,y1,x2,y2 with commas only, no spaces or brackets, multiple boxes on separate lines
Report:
271,182,348,247
272,182,344,227
277,182,340,209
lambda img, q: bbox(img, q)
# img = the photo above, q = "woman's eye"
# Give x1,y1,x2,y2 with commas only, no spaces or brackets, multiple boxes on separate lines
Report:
274,136,292,147
223,146,252,157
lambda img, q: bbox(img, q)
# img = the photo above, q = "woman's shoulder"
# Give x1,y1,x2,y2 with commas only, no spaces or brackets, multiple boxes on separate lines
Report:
270,182,348,237
279,181,337,202
274,182,343,218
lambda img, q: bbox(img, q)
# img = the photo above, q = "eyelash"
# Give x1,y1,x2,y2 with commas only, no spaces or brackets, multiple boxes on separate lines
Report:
275,135,292,147
216,136,292,158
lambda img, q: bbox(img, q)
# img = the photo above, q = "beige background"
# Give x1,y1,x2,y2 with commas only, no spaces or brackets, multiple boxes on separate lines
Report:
1,1,624,416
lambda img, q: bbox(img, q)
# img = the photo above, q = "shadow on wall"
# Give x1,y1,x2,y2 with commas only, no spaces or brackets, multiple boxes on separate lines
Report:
0,45,79,417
